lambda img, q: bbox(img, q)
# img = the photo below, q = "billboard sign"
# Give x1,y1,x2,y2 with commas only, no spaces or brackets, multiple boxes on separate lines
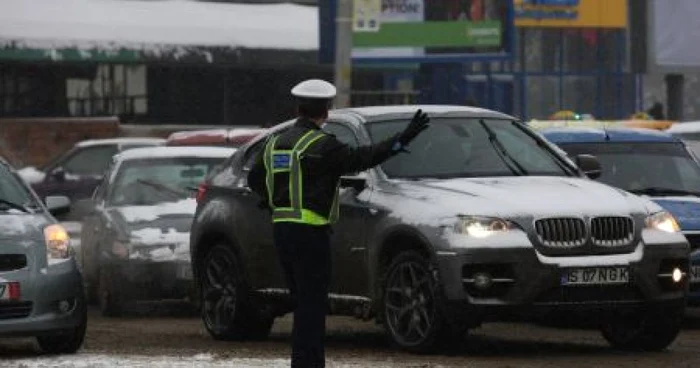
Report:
648,0,700,72
513,0,627,28
343,0,514,63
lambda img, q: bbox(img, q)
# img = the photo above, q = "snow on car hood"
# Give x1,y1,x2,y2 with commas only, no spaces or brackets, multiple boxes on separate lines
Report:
114,199,197,223
373,176,659,226
650,196,700,232
16,166,45,184
0,213,51,242
107,199,196,262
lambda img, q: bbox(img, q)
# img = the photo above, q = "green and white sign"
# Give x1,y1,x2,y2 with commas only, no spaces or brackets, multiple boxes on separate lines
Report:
354,20,502,48
351,0,507,60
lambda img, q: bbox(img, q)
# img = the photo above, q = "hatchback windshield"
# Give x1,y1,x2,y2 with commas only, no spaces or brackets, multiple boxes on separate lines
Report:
367,118,572,179
109,157,223,206
0,163,36,211
556,142,700,196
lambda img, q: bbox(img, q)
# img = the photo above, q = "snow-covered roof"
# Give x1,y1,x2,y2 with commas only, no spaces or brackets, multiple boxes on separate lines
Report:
115,146,236,161
0,0,318,54
77,137,166,148
667,121,700,134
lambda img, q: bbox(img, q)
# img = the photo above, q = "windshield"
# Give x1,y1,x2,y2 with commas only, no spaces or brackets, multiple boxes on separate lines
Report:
556,142,700,195
109,157,223,206
367,118,572,179
0,163,36,211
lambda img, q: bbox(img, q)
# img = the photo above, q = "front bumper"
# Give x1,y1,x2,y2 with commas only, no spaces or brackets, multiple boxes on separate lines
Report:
436,241,689,311
105,259,194,302
0,258,85,337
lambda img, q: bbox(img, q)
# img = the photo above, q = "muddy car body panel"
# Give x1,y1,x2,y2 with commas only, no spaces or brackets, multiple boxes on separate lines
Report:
80,146,235,315
0,157,86,353
192,105,689,351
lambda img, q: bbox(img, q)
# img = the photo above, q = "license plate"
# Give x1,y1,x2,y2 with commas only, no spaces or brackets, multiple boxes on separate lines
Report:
561,267,629,286
0,282,20,300
176,264,193,280
691,266,700,283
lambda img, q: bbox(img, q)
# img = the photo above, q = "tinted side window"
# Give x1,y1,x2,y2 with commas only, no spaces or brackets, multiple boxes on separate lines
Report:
62,145,119,176
323,122,359,147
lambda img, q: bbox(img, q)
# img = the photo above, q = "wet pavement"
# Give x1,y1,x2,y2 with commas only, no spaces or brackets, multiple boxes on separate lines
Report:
2,307,700,367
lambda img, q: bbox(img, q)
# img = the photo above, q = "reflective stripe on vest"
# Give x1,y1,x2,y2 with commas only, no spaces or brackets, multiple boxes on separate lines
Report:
264,130,335,225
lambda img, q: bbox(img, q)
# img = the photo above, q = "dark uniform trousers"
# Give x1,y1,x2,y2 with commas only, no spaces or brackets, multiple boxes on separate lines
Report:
273,222,331,368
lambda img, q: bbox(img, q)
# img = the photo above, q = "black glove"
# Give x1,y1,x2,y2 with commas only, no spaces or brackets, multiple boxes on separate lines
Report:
398,109,430,147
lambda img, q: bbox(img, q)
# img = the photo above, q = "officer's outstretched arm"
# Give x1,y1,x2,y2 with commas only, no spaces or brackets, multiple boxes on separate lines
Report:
321,109,431,175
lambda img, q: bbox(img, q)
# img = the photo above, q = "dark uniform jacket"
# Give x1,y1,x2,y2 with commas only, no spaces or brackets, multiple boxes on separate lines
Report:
248,118,399,221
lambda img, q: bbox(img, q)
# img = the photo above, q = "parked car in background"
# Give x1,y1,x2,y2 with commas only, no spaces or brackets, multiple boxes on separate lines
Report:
80,146,235,316
539,127,700,304
166,127,267,148
0,156,86,354
17,138,165,220
191,105,689,352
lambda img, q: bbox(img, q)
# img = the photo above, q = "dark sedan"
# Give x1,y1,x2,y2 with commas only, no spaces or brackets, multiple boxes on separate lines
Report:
80,146,235,316
18,138,165,220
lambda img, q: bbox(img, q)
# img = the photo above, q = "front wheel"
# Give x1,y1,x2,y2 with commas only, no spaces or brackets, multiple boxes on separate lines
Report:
381,251,458,353
200,244,273,341
600,303,684,351
37,299,87,354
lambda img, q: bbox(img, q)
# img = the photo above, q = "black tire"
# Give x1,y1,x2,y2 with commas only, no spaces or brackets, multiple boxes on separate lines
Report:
199,244,273,341
37,298,88,354
381,251,460,354
98,269,125,317
600,303,684,351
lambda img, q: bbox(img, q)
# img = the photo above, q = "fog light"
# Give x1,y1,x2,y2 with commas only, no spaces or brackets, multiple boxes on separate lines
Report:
473,272,493,290
58,300,71,313
672,268,683,283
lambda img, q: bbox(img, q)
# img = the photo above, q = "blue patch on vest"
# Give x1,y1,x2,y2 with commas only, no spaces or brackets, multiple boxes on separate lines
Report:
273,153,291,169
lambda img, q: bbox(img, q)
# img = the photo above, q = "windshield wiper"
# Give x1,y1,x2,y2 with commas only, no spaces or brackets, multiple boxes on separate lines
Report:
0,198,30,213
478,120,528,176
136,179,187,198
627,187,700,197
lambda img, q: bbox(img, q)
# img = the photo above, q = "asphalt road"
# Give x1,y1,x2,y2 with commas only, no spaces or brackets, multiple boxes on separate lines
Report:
2,307,700,367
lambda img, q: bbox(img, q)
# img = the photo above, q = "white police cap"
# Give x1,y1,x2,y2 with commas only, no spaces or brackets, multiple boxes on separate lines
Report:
291,79,337,99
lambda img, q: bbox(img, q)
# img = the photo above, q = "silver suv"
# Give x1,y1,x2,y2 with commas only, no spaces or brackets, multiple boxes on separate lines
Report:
191,105,689,353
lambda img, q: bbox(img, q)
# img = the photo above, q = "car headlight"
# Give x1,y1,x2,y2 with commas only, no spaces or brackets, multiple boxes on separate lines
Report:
645,211,681,233
453,216,514,238
44,224,72,259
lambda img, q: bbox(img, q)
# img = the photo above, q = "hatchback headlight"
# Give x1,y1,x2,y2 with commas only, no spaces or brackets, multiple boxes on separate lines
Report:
44,224,71,259
645,211,680,233
453,216,514,238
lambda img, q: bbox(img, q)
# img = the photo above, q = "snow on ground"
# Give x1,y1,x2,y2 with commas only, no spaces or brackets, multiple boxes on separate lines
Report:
16,167,45,184
0,0,318,52
4,353,445,368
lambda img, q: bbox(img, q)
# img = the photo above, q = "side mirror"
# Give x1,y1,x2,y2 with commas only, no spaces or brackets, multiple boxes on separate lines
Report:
575,154,601,179
45,196,71,216
50,167,67,182
339,176,367,192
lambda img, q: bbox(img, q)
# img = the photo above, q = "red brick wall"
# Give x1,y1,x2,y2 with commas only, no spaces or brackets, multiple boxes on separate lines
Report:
0,117,120,168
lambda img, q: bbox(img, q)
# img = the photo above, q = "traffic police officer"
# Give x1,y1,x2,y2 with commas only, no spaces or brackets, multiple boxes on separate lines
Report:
248,79,429,368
